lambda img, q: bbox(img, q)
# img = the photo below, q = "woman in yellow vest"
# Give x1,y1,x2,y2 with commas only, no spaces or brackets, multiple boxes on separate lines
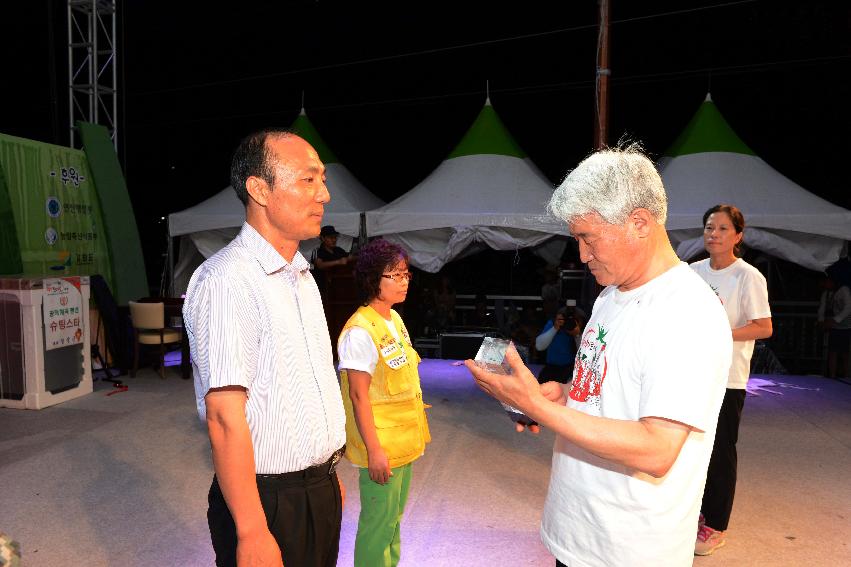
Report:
338,238,430,567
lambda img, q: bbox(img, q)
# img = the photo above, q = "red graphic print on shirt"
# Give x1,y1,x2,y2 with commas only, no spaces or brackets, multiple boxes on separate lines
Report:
569,324,608,407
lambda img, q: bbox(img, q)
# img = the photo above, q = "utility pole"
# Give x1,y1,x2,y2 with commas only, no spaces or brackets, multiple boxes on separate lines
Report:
594,0,610,150
586,0,611,301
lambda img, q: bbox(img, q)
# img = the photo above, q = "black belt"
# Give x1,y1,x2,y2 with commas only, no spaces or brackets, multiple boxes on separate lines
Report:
256,446,345,481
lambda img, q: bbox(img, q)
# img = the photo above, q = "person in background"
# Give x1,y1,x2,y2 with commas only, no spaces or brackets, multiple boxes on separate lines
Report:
466,144,731,566
433,274,457,331
314,225,350,270
416,280,438,337
534,304,580,383
691,203,773,556
509,306,541,364
184,130,347,567
566,299,588,349
467,292,494,328
312,225,350,295
817,274,851,378
337,238,431,567
540,266,561,321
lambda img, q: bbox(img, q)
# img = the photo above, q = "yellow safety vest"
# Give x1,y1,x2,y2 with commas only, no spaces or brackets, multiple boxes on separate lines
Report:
339,305,431,468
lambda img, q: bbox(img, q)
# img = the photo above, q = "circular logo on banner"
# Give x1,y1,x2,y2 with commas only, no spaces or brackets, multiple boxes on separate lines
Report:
46,197,61,218
45,227,58,246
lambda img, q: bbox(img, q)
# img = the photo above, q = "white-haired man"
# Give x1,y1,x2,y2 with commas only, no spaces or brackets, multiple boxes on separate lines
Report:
466,145,732,566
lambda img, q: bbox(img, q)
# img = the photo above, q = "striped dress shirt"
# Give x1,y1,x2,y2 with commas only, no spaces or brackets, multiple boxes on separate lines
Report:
183,223,346,474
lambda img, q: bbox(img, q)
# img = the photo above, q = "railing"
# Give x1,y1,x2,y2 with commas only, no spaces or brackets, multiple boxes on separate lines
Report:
454,294,542,308
767,301,825,375
421,297,828,374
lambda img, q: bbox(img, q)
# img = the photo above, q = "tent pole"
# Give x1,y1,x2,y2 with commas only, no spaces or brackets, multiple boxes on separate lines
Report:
166,219,174,297
359,212,368,249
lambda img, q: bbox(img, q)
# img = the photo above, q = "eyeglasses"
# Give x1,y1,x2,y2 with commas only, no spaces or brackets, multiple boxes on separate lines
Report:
381,271,413,283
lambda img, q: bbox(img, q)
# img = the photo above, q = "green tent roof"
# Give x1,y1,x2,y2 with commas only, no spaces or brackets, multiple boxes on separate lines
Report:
290,110,340,164
665,94,755,157
447,100,528,159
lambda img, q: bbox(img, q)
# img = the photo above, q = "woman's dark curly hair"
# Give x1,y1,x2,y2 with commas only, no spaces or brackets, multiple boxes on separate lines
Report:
355,238,409,305
703,203,746,256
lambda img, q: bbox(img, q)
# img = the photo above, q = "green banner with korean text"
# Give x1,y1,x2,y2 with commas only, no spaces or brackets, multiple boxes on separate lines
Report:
0,133,113,288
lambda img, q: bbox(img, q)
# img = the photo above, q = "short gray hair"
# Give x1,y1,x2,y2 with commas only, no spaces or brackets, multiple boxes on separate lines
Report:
548,143,667,226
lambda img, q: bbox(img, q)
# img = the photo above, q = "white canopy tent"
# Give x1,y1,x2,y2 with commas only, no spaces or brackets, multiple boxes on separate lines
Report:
661,94,851,271
366,99,567,273
167,109,384,295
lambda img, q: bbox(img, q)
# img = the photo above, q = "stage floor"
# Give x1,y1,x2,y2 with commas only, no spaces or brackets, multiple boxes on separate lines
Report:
0,359,849,566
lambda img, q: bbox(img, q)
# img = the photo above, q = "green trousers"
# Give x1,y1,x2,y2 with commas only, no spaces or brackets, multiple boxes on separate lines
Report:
354,463,413,567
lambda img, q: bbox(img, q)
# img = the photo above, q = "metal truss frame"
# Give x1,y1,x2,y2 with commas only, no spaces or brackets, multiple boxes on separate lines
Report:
67,0,117,149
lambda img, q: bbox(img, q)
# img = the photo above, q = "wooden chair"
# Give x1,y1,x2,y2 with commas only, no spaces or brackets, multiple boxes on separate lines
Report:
128,301,182,378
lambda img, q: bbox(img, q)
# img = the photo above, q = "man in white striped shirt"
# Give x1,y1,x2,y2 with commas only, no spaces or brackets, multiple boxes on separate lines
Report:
183,130,347,567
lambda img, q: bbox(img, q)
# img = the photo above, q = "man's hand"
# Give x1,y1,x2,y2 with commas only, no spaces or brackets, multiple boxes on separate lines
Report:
236,529,283,566
367,446,393,484
206,388,280,566
516,421,541,434
553,314,565,331
465,345,554,427
541,380,568,405
513,380,567,434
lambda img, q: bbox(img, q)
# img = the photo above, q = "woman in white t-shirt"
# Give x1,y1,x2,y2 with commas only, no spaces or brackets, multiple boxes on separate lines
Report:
690,204,773,556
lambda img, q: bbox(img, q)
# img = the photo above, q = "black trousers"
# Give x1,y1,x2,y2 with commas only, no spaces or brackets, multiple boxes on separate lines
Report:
701,388,746,531
207,468,342,567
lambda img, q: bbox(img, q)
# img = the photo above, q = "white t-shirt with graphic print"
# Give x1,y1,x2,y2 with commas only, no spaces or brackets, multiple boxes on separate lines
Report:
691,258,771,389
540,263,731,567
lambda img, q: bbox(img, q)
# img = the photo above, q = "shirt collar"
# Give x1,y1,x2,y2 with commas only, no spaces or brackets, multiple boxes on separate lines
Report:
237,223,311,275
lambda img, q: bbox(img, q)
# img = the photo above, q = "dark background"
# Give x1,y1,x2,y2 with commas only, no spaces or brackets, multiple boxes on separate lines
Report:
4,0,850,295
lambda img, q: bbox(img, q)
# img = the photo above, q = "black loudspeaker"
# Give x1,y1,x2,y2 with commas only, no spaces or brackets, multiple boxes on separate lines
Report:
439,332,486,360
0,292,25,400
89,274,131,372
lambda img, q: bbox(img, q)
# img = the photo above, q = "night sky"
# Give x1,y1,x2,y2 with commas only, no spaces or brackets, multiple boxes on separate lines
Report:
5,1,851,290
